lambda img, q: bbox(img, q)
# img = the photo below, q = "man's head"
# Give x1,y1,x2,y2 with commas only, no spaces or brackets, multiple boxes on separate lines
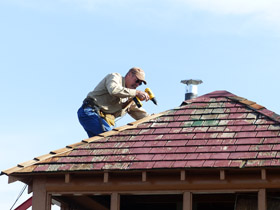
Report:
125,67,147,89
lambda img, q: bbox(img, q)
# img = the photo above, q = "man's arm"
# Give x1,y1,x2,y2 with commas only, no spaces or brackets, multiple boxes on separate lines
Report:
127,103,149,120
106,73,137,98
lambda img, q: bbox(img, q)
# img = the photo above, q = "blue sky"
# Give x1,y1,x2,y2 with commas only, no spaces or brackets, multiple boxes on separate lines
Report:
1,0,280,209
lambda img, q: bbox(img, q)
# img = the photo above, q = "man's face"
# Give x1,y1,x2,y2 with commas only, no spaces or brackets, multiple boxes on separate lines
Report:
126,72,142,89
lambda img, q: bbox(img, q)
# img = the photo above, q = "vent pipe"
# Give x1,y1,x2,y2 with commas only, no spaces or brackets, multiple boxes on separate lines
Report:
181,79,203,100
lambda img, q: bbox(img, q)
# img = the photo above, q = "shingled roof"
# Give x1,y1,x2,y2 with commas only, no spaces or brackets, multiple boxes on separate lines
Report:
3,90,280,177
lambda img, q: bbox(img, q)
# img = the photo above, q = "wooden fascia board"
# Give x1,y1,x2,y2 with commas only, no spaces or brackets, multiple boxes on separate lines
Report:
2,149,72,178
44,180,280,193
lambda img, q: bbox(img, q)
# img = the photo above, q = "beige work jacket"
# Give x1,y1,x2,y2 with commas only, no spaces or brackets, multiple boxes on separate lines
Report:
87,73,149,120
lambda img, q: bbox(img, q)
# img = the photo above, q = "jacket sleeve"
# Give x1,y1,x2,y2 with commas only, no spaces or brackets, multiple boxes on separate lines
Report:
127,102,150,120
106,73,137,98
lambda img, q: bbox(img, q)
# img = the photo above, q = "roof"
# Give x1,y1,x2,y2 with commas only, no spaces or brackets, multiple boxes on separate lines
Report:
2,90,280,176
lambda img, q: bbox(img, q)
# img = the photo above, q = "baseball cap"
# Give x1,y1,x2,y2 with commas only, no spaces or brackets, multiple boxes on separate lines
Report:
129,67,147,85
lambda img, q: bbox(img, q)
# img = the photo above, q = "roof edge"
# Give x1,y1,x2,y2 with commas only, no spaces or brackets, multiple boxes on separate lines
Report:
1,111,167,177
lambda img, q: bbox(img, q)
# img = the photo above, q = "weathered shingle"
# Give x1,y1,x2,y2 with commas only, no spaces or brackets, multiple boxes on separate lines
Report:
2,90,280,175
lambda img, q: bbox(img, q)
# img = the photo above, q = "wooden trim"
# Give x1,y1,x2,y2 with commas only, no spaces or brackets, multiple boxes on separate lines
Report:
65,174,71,184
220,170,225,180
142,171,147,182
127,112,166,126
8,175,19,184
181,170,186,181
261,169,266,180
28,184,33,194
82,135,104,143
48,189,259,196
32,177,49,210
104,172,109,183
183,192,192,210
46,193,52,210
17,159,37,168
66,141,86,148
110,193,120,210
240,99,256,106
98,130,119,137
113,124,137,132
258,189,266,210
34,153,55,161
50,148,71,155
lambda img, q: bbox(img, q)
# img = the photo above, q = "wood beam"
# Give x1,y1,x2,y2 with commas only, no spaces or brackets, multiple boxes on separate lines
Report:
28,184,33,194
46,194,52,210
110,193,120,210
261,169,266,180
220,170,225,180
181,170,186,181
32,177,49,210
142,171,147,182
258,189,266,210
66,195,109,210
104,172,109,183
183,192,192,210
65,174,71,184
8,176,19,184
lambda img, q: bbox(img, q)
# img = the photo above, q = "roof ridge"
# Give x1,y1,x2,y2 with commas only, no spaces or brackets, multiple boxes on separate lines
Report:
181,90,280,124
1,111,166,176
227,96,280,124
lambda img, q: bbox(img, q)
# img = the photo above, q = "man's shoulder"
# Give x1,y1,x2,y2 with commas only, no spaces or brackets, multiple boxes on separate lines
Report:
109,72,121,77
105,72,123,80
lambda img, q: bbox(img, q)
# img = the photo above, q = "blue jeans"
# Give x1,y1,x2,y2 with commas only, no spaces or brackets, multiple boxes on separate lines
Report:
77,106,112,137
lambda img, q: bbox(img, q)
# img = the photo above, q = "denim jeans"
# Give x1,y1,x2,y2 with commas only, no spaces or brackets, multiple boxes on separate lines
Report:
77,106,112,137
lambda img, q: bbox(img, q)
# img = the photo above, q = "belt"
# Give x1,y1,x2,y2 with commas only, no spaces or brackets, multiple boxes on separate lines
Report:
82,97,115,127
82,97,107,130
82,97,98,110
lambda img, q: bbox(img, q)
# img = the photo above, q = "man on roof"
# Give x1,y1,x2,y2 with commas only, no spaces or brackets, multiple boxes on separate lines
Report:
78,67,150,137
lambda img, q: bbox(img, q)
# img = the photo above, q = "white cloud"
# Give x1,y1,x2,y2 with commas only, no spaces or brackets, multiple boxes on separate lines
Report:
4,0,280,33
178,0,280,28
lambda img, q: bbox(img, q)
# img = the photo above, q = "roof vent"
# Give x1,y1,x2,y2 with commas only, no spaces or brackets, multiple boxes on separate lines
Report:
181,79,203,100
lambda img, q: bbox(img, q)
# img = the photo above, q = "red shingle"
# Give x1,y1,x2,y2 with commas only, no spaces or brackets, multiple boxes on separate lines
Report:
235,131,257,138
153,161,174,168
152,154,166,161
129,161,155,169
139,129,155,135
197,153,212,159
143,140,167,147
257,152,277,159
185,160,204,167
236,145,251,152
165,140,187,147
213,160,231,167
196,146,211,153
135,154,154,161
7,90,280,175
256,131,279,138
235,138,263,145
153,128,172,134
168,128,183,134
173,161,187,167
250,145,273,151
207,139,224,145
210,152,230,159
229,152,258,159
164,154,186,160
203,160,215,167
176,146,197,153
